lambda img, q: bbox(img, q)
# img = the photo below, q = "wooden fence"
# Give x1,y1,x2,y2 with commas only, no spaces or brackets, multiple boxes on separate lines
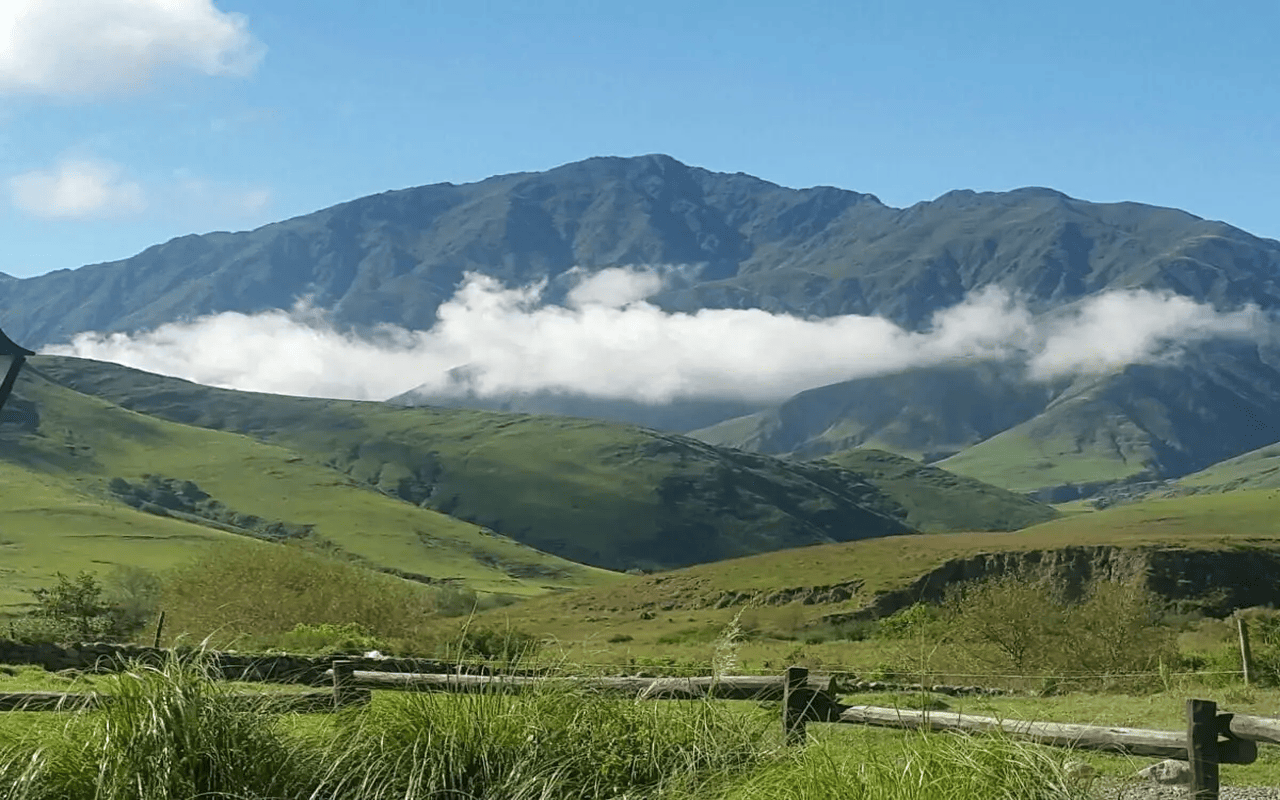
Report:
5,661,1278,799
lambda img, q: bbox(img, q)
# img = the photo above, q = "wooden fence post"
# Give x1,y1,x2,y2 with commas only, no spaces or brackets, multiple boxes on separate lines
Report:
783,666,809,745
1238,618,1254,686
332,660,359,709
1187,699,1219,800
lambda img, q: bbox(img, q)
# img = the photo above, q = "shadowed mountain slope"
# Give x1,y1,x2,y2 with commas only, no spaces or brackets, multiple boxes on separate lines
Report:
811,448,1058,532
938,343,1280,495
691,363,1060,461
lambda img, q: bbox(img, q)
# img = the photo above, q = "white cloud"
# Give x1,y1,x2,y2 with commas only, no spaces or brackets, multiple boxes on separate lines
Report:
8,156,271,223
0,0,263,97
43,268,1272,402
1029,290,1264,379
9,157,146,219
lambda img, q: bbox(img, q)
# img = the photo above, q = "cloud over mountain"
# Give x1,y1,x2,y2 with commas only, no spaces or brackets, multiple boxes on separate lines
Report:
44,268,1269,403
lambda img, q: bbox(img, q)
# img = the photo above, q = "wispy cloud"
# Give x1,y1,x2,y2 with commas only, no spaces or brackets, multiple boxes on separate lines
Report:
45,268,1273,403
0,0,263,97
9,157,146,219
8,156,271,224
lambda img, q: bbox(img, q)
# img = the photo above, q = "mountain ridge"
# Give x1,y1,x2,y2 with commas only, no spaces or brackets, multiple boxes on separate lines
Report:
4,154,1278,349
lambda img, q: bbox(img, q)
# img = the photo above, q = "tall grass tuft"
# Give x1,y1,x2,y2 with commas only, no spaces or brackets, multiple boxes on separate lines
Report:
691,731,1092,800
310,683,771,800
0,652,306,800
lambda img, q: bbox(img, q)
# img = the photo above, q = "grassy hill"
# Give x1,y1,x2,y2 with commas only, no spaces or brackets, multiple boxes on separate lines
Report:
471,487,1280,652
1176,442,1280,491
0,364,616,612
28,356,918,572
690,365,1055,461
811,449,1058,532
937,344,1280,497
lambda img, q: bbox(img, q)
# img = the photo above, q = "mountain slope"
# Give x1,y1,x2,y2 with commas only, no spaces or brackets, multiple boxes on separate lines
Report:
691,363,1059,461
30,356,918,571
938,343,1280,495
4,155,1280,348
812,448,1058,532
1176,442,1280,491
0,364,616,611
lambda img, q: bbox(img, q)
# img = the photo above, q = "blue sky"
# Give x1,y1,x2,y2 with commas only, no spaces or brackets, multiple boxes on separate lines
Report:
2,0,1278,279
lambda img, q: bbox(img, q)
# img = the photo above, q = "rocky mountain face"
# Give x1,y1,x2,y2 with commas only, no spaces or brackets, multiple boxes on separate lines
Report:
4,154,1279,347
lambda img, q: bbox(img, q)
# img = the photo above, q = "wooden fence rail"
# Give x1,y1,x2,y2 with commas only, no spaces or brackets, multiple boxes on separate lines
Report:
7,660,1280,799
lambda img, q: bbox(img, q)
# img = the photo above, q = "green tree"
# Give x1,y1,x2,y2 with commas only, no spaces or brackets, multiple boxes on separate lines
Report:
30,571,112,639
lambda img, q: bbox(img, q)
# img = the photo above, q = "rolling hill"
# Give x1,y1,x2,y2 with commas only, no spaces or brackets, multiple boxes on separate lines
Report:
27,356,925,573
478,487,1280,648
0,363,618,613
811,449,1058,532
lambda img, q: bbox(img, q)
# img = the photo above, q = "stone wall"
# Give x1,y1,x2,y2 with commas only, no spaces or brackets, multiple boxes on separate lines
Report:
0,640,466,685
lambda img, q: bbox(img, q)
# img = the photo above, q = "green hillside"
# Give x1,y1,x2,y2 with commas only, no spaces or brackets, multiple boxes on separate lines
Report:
939,346,1280,497
0,364,615,611
691,365,1055,461
1177,442,1280,490
28,356,915,572
812,449,1058,532
483,487,1280,648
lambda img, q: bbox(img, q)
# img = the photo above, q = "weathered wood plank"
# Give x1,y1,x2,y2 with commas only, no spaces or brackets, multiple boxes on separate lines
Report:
0,690,342,713
839,705,1191,759
1223,713,1280,746
324,670,826,700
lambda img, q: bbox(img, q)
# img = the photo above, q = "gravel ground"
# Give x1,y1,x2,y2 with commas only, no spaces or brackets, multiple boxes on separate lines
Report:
1091,779,1280,799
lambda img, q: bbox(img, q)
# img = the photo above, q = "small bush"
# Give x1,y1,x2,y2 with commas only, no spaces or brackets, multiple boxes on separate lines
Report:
274,621,383,654
456,625,541,664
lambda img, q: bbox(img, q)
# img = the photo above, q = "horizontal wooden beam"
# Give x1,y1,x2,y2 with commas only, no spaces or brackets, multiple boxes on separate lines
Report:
325,670,828,700
0,690,344,714
1221,713,1280,746
837,705,1255,763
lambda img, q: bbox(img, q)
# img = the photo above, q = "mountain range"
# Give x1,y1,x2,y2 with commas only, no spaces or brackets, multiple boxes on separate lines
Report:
3,154,1280,497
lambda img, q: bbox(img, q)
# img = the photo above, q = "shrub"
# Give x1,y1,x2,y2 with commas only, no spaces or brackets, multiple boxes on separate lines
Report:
945,575,1065,674
27,571,113,641
456,625,541,664
1062,579,1177,687
102,565,163,638
274,621,383,654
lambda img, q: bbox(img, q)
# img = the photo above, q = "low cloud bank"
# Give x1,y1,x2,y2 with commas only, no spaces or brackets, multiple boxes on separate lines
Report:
45,267,1268,402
